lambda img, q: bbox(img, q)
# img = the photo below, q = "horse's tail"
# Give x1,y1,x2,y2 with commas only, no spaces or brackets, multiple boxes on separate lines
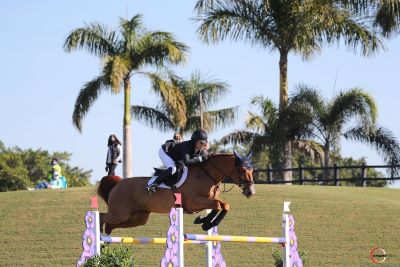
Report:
97,175,122,204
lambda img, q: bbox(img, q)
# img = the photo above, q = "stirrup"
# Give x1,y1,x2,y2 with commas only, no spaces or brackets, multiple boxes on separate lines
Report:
146,184,157,194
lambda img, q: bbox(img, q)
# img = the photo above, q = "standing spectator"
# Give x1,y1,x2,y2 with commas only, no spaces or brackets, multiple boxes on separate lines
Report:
105,134,122,176
173,132,183,143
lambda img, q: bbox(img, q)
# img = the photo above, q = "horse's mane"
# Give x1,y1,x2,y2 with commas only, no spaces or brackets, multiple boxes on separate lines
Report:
209,153,235,158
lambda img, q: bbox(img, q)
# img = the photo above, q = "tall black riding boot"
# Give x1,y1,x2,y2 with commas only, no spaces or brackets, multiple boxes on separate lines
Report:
146,168,173,194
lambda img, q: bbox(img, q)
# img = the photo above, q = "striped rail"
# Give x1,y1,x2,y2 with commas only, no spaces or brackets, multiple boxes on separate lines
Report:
100,235,206,244
184,234,286,244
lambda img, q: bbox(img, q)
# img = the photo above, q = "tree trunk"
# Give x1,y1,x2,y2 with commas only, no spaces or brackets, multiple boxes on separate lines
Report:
323,143,331,180
279,51,292,183
123,77,132,178
279,52,289,111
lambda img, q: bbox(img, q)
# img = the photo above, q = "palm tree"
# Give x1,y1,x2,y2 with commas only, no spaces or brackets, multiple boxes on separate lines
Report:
64,15,188,178
339,0,400,37
221,96,324,174
290,85,400,178
194,0,383,181
131,71,237,137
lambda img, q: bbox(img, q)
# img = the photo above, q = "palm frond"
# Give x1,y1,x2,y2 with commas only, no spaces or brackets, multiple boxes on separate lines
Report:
327,88,377,129
191,73,229,108
142,72,187,128
196,0,278,46
329,10,383,56
250,95,277,121
131,105,175,132
344,126,400,170
203,106,238,131
132,31,188,68
290,84,325,113
64,22,118,56
195,0,221,12
102,55,131,93
184,116,201,133
338,0,400,36
300,1,383,57
119,14,144,42
72,76,108,132
292,140,324,164
220,130,259,146
374,0,400,36
246,112,266,133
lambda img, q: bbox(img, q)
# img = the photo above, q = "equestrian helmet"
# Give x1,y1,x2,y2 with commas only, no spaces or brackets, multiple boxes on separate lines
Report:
191,129,208,144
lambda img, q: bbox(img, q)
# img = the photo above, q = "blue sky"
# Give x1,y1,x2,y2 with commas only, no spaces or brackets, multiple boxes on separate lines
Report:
1,1,399,187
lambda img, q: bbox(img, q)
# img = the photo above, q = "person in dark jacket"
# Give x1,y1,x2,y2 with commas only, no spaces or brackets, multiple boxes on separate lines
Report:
105,134,122,176
146,129,210,193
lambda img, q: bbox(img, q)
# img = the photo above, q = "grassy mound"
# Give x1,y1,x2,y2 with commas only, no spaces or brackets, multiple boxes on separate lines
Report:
0,185,399,266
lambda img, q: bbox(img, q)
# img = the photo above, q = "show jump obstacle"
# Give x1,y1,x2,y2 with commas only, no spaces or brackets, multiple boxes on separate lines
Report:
77,194,303,267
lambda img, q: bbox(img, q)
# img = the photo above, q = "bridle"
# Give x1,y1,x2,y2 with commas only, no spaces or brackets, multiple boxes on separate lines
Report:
198,156,253,189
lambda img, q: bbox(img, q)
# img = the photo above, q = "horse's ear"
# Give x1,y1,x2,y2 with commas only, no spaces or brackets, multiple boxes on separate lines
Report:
247,151,253,159
233,150,240,159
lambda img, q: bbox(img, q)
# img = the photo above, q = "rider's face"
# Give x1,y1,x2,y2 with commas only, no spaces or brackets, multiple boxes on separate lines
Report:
195,140,207,150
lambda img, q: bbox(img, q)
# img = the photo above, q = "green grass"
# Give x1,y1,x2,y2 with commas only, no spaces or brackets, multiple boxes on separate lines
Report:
0,185,399,266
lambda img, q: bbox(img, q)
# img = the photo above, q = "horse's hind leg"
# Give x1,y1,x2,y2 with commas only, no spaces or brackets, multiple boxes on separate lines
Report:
101,211,131,235
105,211,150,234
99,212,105,233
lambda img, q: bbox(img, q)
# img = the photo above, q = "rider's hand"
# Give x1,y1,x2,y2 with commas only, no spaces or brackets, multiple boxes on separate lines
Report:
202,153,211,161
105,167,109,172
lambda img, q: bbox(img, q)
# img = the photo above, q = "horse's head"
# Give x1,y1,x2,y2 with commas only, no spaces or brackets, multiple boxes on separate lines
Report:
232,150,255,198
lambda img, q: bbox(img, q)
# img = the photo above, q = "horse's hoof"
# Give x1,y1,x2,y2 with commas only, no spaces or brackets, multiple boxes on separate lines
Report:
194,216,203,224
202,222,213,231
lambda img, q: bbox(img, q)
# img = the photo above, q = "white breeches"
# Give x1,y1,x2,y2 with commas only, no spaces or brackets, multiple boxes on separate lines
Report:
159,147,176,174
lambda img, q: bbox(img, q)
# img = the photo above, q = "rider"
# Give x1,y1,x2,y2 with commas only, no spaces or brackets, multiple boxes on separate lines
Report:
146,129,210,193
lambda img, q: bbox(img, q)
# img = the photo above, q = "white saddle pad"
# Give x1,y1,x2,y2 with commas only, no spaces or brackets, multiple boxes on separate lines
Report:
147,166,188,189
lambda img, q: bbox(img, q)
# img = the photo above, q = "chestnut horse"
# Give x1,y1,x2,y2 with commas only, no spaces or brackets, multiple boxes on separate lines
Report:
98,151,255,234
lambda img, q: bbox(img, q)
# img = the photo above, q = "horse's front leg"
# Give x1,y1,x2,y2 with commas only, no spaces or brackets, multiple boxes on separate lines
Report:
194,209,218,225
202,200,230,230
190,196,221,227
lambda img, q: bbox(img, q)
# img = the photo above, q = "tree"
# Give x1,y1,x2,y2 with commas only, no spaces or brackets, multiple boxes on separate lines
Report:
194,0,382,182
290,85,400,178
64,14,188,178
221,95,324,182
0,143,91,192
131,71,237,137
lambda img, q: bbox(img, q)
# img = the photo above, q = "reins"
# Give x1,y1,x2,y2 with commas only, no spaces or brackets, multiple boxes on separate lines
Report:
198,156,243,193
